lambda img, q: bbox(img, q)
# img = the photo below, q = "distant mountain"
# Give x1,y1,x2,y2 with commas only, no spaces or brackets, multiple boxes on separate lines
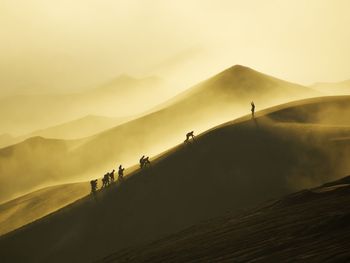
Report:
0,65,321,202
311,79,350,95
0,115,130,149
1,95,350,262
0,75,164,135
27,115,129,140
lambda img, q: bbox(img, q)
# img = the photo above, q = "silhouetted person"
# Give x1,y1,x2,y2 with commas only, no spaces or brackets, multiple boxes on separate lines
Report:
139,155,145,168
90,179,98,193
251,101,255,118
118,165,125,181
143,156,151,167
140,155,151,169
102,173,110,188
184,131,195,143
109,169,115,182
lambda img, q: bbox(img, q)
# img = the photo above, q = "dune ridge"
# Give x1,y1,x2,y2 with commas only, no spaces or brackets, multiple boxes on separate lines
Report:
0,65,321,203
0,95,350,262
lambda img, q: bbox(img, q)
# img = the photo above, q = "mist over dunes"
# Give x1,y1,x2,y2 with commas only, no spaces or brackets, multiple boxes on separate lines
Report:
311,79,350,95
1,96,350,262
0,115,130,149
0,75,164,136
1,2,350,261
0,66,320,203
0,182,89,236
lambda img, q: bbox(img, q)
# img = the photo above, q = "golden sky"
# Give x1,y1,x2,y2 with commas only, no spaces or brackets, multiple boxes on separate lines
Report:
0,0,349,96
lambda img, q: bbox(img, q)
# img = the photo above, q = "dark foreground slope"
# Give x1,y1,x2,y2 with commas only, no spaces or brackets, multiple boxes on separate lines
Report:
1,96,350,263
100,176,350,263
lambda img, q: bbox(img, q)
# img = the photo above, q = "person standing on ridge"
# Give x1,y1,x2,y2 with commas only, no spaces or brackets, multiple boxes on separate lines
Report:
251,101,255,118
118,165,125,181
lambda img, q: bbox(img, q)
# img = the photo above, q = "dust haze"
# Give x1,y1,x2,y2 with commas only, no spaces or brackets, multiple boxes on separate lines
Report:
1,0,350,98
1,2,350,259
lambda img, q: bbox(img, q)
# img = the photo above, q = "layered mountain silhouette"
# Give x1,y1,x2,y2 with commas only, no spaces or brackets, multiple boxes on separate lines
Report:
0,65,321,203
0,115,130,149
0,75,163,135
1,95,350,262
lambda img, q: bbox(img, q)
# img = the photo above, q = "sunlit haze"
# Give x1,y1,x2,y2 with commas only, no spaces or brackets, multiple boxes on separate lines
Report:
1,0,350,97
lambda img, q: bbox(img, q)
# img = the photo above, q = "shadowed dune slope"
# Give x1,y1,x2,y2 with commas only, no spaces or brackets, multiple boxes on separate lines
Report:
0,182,89,236
0,65,321,203
1,96,350,263
99,176,350,263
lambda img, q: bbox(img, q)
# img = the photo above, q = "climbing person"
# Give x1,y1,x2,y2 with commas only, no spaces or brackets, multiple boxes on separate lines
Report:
90,179,98,193
118,165,125,181
251,101,255,118
143,156,151,167
109,169,115,182
102,173,110,188
184,131,195,143
139,155,145,169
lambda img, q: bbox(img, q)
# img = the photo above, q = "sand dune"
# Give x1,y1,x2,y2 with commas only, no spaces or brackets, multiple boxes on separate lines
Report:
1,96,350,262
0,182,89,236
99,176,350,263
311,79,350,95
0,65,320,203
0,66,315,201
0,75,163,136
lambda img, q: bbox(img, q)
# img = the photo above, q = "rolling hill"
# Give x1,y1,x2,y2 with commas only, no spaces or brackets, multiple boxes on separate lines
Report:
99,176,350,263
1,95,350,262
0,65,320,203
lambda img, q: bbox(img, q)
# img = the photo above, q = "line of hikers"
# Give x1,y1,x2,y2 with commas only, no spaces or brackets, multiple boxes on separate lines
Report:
91,102,256,193
90,155,152,194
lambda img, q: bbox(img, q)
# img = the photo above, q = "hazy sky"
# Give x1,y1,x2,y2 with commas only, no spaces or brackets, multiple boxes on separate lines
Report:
1,0,350,96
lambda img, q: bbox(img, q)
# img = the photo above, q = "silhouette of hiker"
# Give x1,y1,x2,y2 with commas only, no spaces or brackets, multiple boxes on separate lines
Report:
184,131,195,143
118,165,125,181
102,172,110,188
251,101,255,118
139,155,145,169
140,155,151,169
109,169,115,182
90,179,98,193
143,157,151,167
